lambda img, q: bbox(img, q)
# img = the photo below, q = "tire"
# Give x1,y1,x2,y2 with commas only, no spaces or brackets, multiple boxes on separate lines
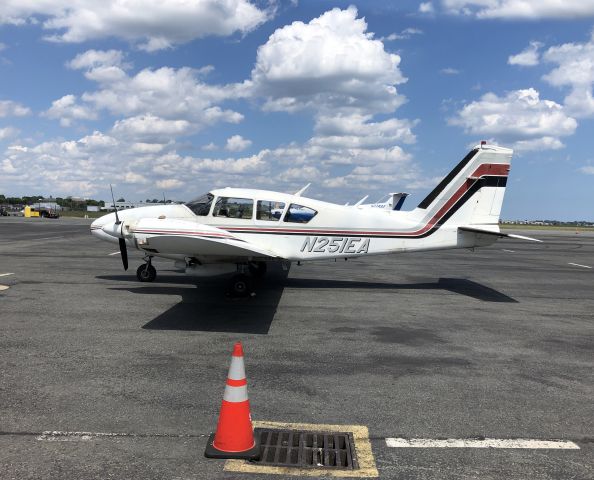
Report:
136,264,157,282
248,261,267,278
229,274,251,297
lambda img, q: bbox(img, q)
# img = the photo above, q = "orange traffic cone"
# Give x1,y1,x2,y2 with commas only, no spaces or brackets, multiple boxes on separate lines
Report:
204,342,260,459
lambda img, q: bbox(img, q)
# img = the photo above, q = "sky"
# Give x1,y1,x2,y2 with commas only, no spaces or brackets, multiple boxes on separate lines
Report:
1,0,593,221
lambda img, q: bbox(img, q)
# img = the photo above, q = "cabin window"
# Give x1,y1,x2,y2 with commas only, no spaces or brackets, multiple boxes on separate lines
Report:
284,203,317,223
213,197,253,219
256,200,285,221
185,193,213,216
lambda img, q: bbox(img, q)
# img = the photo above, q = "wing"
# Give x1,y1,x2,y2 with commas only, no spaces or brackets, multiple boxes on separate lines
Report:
128,218,279,258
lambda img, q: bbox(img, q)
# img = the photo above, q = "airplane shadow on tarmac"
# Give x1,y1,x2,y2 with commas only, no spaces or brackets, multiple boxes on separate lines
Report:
99,269,516,335
286,277,518,303
99,263,290,335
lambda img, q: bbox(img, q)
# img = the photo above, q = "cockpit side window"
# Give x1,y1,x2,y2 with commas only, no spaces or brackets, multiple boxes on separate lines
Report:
185,193,213,216
284,204,317,223
256,200,285,221
213,197,254,219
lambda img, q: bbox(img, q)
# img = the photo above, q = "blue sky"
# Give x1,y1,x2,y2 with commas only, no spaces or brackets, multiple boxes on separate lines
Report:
1,0,593,220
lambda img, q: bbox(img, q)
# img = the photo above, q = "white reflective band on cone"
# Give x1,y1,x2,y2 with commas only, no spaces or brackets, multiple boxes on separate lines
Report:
223,384,248,403
227,356,246,381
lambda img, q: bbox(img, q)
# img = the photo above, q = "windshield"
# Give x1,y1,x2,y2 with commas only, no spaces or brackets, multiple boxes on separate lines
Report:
185,193,214,216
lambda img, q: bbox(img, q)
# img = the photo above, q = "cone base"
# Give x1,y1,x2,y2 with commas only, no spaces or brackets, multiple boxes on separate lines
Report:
204,433,261,460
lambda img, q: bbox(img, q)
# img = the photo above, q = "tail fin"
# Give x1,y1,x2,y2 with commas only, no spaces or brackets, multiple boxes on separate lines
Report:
415,143,512,227
391,192,409,211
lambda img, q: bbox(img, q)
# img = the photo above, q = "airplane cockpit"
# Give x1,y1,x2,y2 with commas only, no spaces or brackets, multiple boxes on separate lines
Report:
184,192,317,223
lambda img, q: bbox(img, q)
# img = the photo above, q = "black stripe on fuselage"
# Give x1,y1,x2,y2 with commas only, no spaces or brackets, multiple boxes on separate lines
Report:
222,175,507,239
414,175,507,239
417,148,479,209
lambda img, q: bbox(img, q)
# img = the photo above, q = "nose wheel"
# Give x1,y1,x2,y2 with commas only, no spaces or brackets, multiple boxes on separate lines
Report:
137,258,157,282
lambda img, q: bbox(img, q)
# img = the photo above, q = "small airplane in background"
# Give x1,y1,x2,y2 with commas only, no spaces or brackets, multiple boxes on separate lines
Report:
357,192,410,211
91,142,539,295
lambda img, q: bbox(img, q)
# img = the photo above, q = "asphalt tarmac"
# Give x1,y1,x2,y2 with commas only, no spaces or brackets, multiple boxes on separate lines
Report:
1,216,592,479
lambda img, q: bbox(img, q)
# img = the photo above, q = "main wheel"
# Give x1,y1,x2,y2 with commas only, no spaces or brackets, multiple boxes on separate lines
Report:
229,274,251,297
136,264,157,282
248,261,267,278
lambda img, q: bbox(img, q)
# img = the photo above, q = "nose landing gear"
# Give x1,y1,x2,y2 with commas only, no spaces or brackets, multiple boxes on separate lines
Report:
137,256,157,282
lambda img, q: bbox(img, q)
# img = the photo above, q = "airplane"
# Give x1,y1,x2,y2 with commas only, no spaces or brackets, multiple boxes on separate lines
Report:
91,142,539,296
358,192,410,211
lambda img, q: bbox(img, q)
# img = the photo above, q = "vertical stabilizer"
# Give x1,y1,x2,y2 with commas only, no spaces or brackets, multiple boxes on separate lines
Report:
415,144,512,228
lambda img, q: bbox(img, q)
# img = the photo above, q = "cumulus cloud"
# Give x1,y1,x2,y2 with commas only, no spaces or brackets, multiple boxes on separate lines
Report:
440,67,460,75
44,94,98,127
0,0,271,51
1,8,426,202
250,6,407,115
0,126,19,140
419,2,435,14
579,165,594,174
541,31,594,118
225,134,252,152
379,28,423,41
112,114,192,141
0,100,31,117
449,88,577,151
442,0,594,19
508,41,543,66
312,114,417,149
45,50,246,138
156,178,185,189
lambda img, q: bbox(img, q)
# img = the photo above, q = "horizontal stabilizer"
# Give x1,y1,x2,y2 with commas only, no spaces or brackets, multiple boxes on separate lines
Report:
458,226,542,242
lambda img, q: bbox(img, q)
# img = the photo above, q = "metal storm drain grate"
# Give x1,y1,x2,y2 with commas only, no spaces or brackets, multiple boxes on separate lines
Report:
252,428,358,470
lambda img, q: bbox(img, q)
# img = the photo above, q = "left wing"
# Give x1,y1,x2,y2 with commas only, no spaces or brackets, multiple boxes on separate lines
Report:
128,218,279,258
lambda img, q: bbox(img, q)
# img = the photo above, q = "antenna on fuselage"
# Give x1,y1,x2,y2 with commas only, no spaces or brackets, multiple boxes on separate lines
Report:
354,195,369,207
294,183,311,197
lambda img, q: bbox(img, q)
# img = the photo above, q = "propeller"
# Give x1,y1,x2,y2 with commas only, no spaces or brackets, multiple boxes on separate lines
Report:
110,184,128,271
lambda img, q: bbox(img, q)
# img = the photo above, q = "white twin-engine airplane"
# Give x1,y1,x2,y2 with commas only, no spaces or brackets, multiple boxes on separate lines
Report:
91,143,539,295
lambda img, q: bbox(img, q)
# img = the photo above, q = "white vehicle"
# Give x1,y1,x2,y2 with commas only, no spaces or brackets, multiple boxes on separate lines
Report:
91,143,538,295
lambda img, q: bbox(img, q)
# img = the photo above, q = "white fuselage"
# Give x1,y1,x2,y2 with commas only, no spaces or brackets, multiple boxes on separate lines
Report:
91,144,513,268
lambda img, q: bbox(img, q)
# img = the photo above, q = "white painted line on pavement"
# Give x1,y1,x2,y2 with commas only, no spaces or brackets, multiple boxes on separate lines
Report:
108,251,121,256
385,438,580,449
0,285,9,291
568,263,592,269
502,249,515,253
0,272,14,277
36,430,197,441
35,236,65,241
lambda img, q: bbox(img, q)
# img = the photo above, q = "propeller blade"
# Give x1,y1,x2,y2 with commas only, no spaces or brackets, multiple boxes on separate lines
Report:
119,237,128,270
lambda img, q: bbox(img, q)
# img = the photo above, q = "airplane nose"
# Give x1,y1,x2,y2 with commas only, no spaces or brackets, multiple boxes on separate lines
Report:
101,221,121,238
90,213,119,243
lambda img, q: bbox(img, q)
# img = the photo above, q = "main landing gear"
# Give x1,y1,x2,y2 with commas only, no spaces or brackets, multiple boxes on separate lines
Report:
228,262,267,297
137,256,157,282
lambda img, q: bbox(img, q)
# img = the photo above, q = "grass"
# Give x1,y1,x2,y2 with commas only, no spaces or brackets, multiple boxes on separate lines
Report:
59,211,105,219
501,224,593,232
